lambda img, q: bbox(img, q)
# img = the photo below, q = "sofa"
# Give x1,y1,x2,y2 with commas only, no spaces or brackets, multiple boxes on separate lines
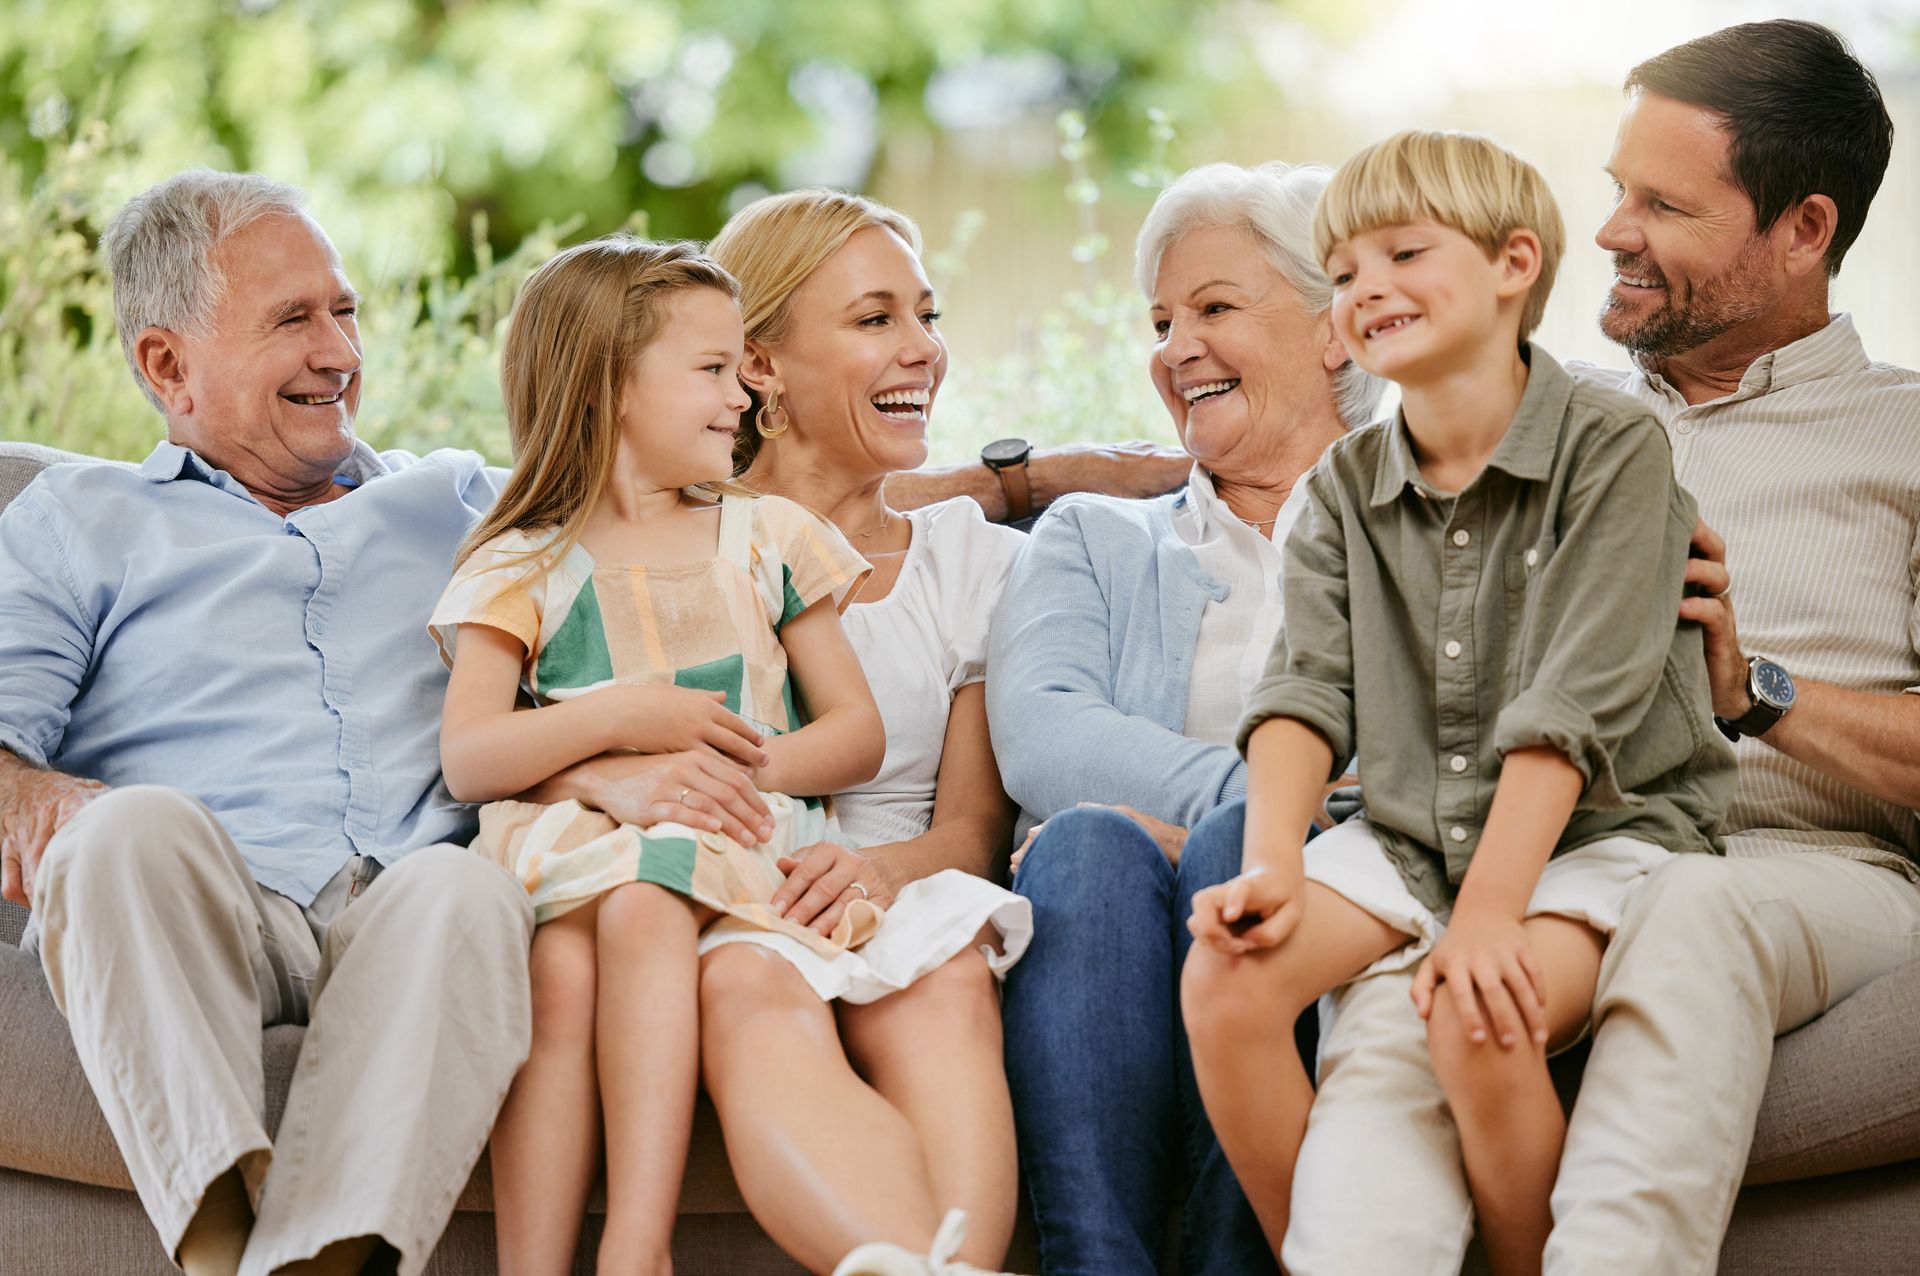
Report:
3,439,1920,1274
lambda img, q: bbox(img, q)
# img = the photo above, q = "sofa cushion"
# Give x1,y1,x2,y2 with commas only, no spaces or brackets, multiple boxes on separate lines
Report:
1744,957,1920,1184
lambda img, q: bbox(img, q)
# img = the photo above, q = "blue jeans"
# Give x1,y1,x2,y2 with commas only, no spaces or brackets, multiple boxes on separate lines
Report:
1003,799,1283,1276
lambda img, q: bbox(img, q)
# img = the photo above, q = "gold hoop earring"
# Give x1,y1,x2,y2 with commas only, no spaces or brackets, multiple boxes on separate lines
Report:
755,386,790,440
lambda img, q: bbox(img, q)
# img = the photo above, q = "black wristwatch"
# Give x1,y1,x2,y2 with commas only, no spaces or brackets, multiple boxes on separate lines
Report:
1714,656,1796,742
981,437,1033,523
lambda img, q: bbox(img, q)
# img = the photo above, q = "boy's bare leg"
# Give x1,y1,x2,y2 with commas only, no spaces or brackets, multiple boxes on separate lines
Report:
491,901,604,1276
700,943,945,1275
836,941,1016,1269
1427,916,1605,1276
596,885,713,1276
1181,882,1410,1257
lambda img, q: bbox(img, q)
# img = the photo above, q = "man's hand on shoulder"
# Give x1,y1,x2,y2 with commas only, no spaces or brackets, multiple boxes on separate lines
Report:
0,756,108,907
1677,516,1751,717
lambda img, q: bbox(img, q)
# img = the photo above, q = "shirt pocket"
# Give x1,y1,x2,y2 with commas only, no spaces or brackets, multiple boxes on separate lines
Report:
1501,534,1556,699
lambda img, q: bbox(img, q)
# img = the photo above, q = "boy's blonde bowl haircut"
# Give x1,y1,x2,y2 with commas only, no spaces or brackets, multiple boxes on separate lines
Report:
708,188,922,475
458,235,740,572
1313,130,1565,340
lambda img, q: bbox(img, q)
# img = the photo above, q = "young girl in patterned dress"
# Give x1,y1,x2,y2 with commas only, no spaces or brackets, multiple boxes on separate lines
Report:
430,237,888,1275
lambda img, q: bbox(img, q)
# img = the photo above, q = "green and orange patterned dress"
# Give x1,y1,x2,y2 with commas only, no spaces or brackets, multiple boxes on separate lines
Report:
430,494,879,953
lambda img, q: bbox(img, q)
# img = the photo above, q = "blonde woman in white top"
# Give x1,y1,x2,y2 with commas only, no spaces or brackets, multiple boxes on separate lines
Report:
704,189,1030,1276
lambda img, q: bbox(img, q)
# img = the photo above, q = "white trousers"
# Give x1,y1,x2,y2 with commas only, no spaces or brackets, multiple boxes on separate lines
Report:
1282,850,1920,1276
30,785,534,1275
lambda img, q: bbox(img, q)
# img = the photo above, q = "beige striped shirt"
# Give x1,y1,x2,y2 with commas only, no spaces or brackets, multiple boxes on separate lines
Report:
1570,314,1920,881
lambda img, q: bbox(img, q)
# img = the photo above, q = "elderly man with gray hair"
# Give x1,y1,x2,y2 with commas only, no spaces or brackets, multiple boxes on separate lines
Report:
989,159,1384,1276
0,172,772,1276
0,172,532,1275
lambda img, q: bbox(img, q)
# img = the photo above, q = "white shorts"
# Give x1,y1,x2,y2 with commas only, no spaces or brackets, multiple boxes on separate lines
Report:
698,868,1032,1005
1303,817,1676,981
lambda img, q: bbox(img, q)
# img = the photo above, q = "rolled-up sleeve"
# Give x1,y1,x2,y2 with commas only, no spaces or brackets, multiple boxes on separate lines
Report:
1492,417,1690,807
1237,468,1356,779
0,492,95,766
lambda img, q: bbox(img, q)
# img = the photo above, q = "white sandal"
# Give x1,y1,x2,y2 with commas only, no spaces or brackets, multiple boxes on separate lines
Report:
831,1209,1024,1276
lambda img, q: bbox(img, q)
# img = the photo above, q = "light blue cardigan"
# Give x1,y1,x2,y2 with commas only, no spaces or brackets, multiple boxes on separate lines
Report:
986,489,1250,830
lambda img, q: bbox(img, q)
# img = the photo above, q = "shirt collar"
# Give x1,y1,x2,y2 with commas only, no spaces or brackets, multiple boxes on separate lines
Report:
1184,462,1307,543
1185,463,1228,537
1628,313,1867,404
1370,343,1571,507
138,438,390,501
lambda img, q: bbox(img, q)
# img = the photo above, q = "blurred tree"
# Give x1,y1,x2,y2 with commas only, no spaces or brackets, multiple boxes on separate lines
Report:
0,0,1282,278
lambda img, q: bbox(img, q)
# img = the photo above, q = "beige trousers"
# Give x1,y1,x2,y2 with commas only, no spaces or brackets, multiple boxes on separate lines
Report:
29,785,533,1276
1281,851,1920,1275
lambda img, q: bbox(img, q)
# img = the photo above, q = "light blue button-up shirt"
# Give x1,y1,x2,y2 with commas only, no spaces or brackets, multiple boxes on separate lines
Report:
0,440,504,905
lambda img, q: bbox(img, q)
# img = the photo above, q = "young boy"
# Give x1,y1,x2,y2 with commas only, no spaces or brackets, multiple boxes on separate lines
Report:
1180,130,1737,1275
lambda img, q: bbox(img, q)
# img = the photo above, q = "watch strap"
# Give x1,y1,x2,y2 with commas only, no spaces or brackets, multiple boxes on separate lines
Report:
993,459,1033,522
1726,696,1785,739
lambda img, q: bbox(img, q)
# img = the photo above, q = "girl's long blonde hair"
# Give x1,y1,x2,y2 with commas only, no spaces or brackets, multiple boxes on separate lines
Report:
457,234,741,571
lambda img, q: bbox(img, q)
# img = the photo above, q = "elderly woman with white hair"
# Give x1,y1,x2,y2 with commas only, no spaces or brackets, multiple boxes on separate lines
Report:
987,161,1385,1276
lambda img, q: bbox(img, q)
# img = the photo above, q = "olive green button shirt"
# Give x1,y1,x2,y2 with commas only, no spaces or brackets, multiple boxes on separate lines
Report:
1238,347,1737,911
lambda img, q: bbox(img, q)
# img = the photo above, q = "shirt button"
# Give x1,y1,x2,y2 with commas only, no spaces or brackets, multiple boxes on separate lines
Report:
1450,825,1468,843
1452,529,1470,547
1450,755,1468,773
1525,548,1538,568
1444,640,1462,659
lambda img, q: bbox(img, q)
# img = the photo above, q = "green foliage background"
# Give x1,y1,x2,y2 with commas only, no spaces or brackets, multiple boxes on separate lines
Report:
1,0,1302,461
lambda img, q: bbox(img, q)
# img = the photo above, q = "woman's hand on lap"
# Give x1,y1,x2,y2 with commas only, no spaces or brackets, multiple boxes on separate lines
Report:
1084,802,1188,865
576,750,773,846
1009,821,1045,875
1187,865,1303,953
774,842,899,936
1410,907,1548,1049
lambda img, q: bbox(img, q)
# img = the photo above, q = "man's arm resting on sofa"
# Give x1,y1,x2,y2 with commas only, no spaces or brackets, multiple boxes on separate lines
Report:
887,441,1190,520
0,748,107,907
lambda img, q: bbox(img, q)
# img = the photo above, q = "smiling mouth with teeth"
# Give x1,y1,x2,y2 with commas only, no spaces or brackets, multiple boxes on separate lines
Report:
285,392,343,406
871,388,931,416
1182,379,1239,404
1365,316,1418,340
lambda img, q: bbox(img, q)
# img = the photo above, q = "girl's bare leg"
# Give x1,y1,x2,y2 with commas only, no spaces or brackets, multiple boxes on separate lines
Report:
595,884,713,1276
1427,916,1604,1276
699,943,944,1275
837,944,1016,1269
1181,883,1409,1258
491,901,602,1276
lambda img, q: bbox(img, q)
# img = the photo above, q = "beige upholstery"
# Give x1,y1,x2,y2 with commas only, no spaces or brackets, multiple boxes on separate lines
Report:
1,440,1916,1273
